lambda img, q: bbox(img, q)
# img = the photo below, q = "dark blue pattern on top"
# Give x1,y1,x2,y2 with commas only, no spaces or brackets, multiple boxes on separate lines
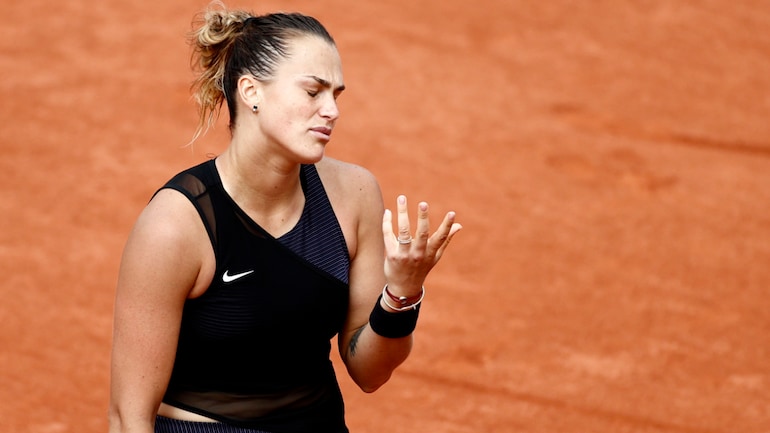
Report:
278,164,349,285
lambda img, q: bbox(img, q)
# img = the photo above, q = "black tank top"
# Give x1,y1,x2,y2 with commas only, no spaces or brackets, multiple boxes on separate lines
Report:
158,159,350,433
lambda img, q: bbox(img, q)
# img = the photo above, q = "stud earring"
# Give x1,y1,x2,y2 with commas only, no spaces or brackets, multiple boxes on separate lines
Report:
252,105,258,113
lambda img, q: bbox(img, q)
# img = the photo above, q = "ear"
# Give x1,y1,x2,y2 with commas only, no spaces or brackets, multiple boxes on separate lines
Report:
237,75,262,111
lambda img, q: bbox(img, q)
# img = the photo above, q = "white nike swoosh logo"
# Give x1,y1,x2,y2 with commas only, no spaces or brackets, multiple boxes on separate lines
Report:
222,269,255,283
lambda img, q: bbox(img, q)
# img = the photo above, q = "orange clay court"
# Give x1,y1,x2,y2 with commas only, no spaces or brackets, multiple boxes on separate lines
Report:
1,1,769,432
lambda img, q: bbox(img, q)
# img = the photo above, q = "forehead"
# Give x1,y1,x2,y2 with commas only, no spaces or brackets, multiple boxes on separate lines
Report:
277,35,343,82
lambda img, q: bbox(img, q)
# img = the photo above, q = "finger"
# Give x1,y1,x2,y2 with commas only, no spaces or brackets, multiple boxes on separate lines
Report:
427,211,458,257
396,195,412,243
382,208,395,247
433,222,462,262
414,201,430,248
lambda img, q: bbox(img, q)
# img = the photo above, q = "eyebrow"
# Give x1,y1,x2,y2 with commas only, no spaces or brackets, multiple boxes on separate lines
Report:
306,75,345,93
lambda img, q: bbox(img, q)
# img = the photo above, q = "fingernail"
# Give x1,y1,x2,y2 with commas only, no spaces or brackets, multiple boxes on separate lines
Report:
420,202,428,211
398,195,406,205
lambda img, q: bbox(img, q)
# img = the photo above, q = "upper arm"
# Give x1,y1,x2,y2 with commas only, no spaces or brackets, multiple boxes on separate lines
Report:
323,163,386,361
109,189,212,424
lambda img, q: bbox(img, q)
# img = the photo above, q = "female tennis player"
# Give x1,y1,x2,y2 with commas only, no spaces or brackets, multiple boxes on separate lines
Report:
109,4,461,433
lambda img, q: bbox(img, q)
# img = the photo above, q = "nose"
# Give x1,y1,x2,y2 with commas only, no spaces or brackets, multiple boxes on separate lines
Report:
319,95,340,121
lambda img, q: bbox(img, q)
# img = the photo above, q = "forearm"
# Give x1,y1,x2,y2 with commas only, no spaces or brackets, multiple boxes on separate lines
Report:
343,296,420,392
108,409,155,433
344,328,413,392
107,382,162,433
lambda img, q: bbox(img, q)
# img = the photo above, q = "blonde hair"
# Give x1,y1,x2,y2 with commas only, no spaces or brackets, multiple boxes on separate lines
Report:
187,1,335,142
188,3,251,143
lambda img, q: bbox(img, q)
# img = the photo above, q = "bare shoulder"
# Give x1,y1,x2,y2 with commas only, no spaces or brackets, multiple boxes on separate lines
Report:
134,188,204,242
316,157,384,214
121,187,214,299
316,157,381,197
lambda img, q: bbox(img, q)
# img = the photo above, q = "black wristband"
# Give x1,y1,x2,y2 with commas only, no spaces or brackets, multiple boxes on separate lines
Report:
369,294,420,338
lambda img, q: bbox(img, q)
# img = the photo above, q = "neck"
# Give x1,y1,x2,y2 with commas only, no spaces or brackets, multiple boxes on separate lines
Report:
215,144,305,233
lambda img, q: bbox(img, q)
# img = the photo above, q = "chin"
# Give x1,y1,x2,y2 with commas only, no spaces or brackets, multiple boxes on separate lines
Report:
297,147,327,165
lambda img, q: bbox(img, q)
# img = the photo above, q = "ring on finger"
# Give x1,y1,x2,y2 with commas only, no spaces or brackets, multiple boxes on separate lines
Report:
397,236,413,245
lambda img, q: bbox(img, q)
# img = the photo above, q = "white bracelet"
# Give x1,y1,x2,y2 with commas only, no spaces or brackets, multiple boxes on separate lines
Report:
381,284,425,311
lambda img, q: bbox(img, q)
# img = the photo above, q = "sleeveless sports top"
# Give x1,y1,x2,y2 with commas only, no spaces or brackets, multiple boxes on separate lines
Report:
158,159,351,433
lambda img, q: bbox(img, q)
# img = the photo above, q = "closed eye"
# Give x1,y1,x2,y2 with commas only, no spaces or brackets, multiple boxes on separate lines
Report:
303,75,345,99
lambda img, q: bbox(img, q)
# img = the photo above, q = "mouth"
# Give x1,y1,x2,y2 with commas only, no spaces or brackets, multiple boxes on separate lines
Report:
310,126,332,140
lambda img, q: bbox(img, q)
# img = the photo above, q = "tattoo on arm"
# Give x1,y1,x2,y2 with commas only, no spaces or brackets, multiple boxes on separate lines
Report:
348,325,367,357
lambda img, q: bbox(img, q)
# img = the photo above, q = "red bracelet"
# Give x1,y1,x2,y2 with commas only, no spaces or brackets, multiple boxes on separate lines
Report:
382,284,425,311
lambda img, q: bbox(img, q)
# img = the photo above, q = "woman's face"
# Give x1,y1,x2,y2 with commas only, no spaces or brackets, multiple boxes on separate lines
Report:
255,35,345,164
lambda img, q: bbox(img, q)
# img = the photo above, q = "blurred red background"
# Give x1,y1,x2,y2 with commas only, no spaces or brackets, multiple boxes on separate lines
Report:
1,1,768,431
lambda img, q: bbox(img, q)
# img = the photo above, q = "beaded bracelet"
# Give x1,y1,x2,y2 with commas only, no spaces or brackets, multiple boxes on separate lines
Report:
369,294,421,338
382,284,425,311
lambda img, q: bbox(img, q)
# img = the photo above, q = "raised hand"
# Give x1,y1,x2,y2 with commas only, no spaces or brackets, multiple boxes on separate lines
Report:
381,195,462,297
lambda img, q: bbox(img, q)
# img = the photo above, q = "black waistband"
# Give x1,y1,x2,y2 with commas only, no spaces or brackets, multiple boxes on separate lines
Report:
155,416,272,433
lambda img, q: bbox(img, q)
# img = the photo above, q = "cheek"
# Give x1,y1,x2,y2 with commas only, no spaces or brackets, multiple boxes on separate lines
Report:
261,94,316,135
264,100,296,125
283,102,318,129
266,105,309,140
